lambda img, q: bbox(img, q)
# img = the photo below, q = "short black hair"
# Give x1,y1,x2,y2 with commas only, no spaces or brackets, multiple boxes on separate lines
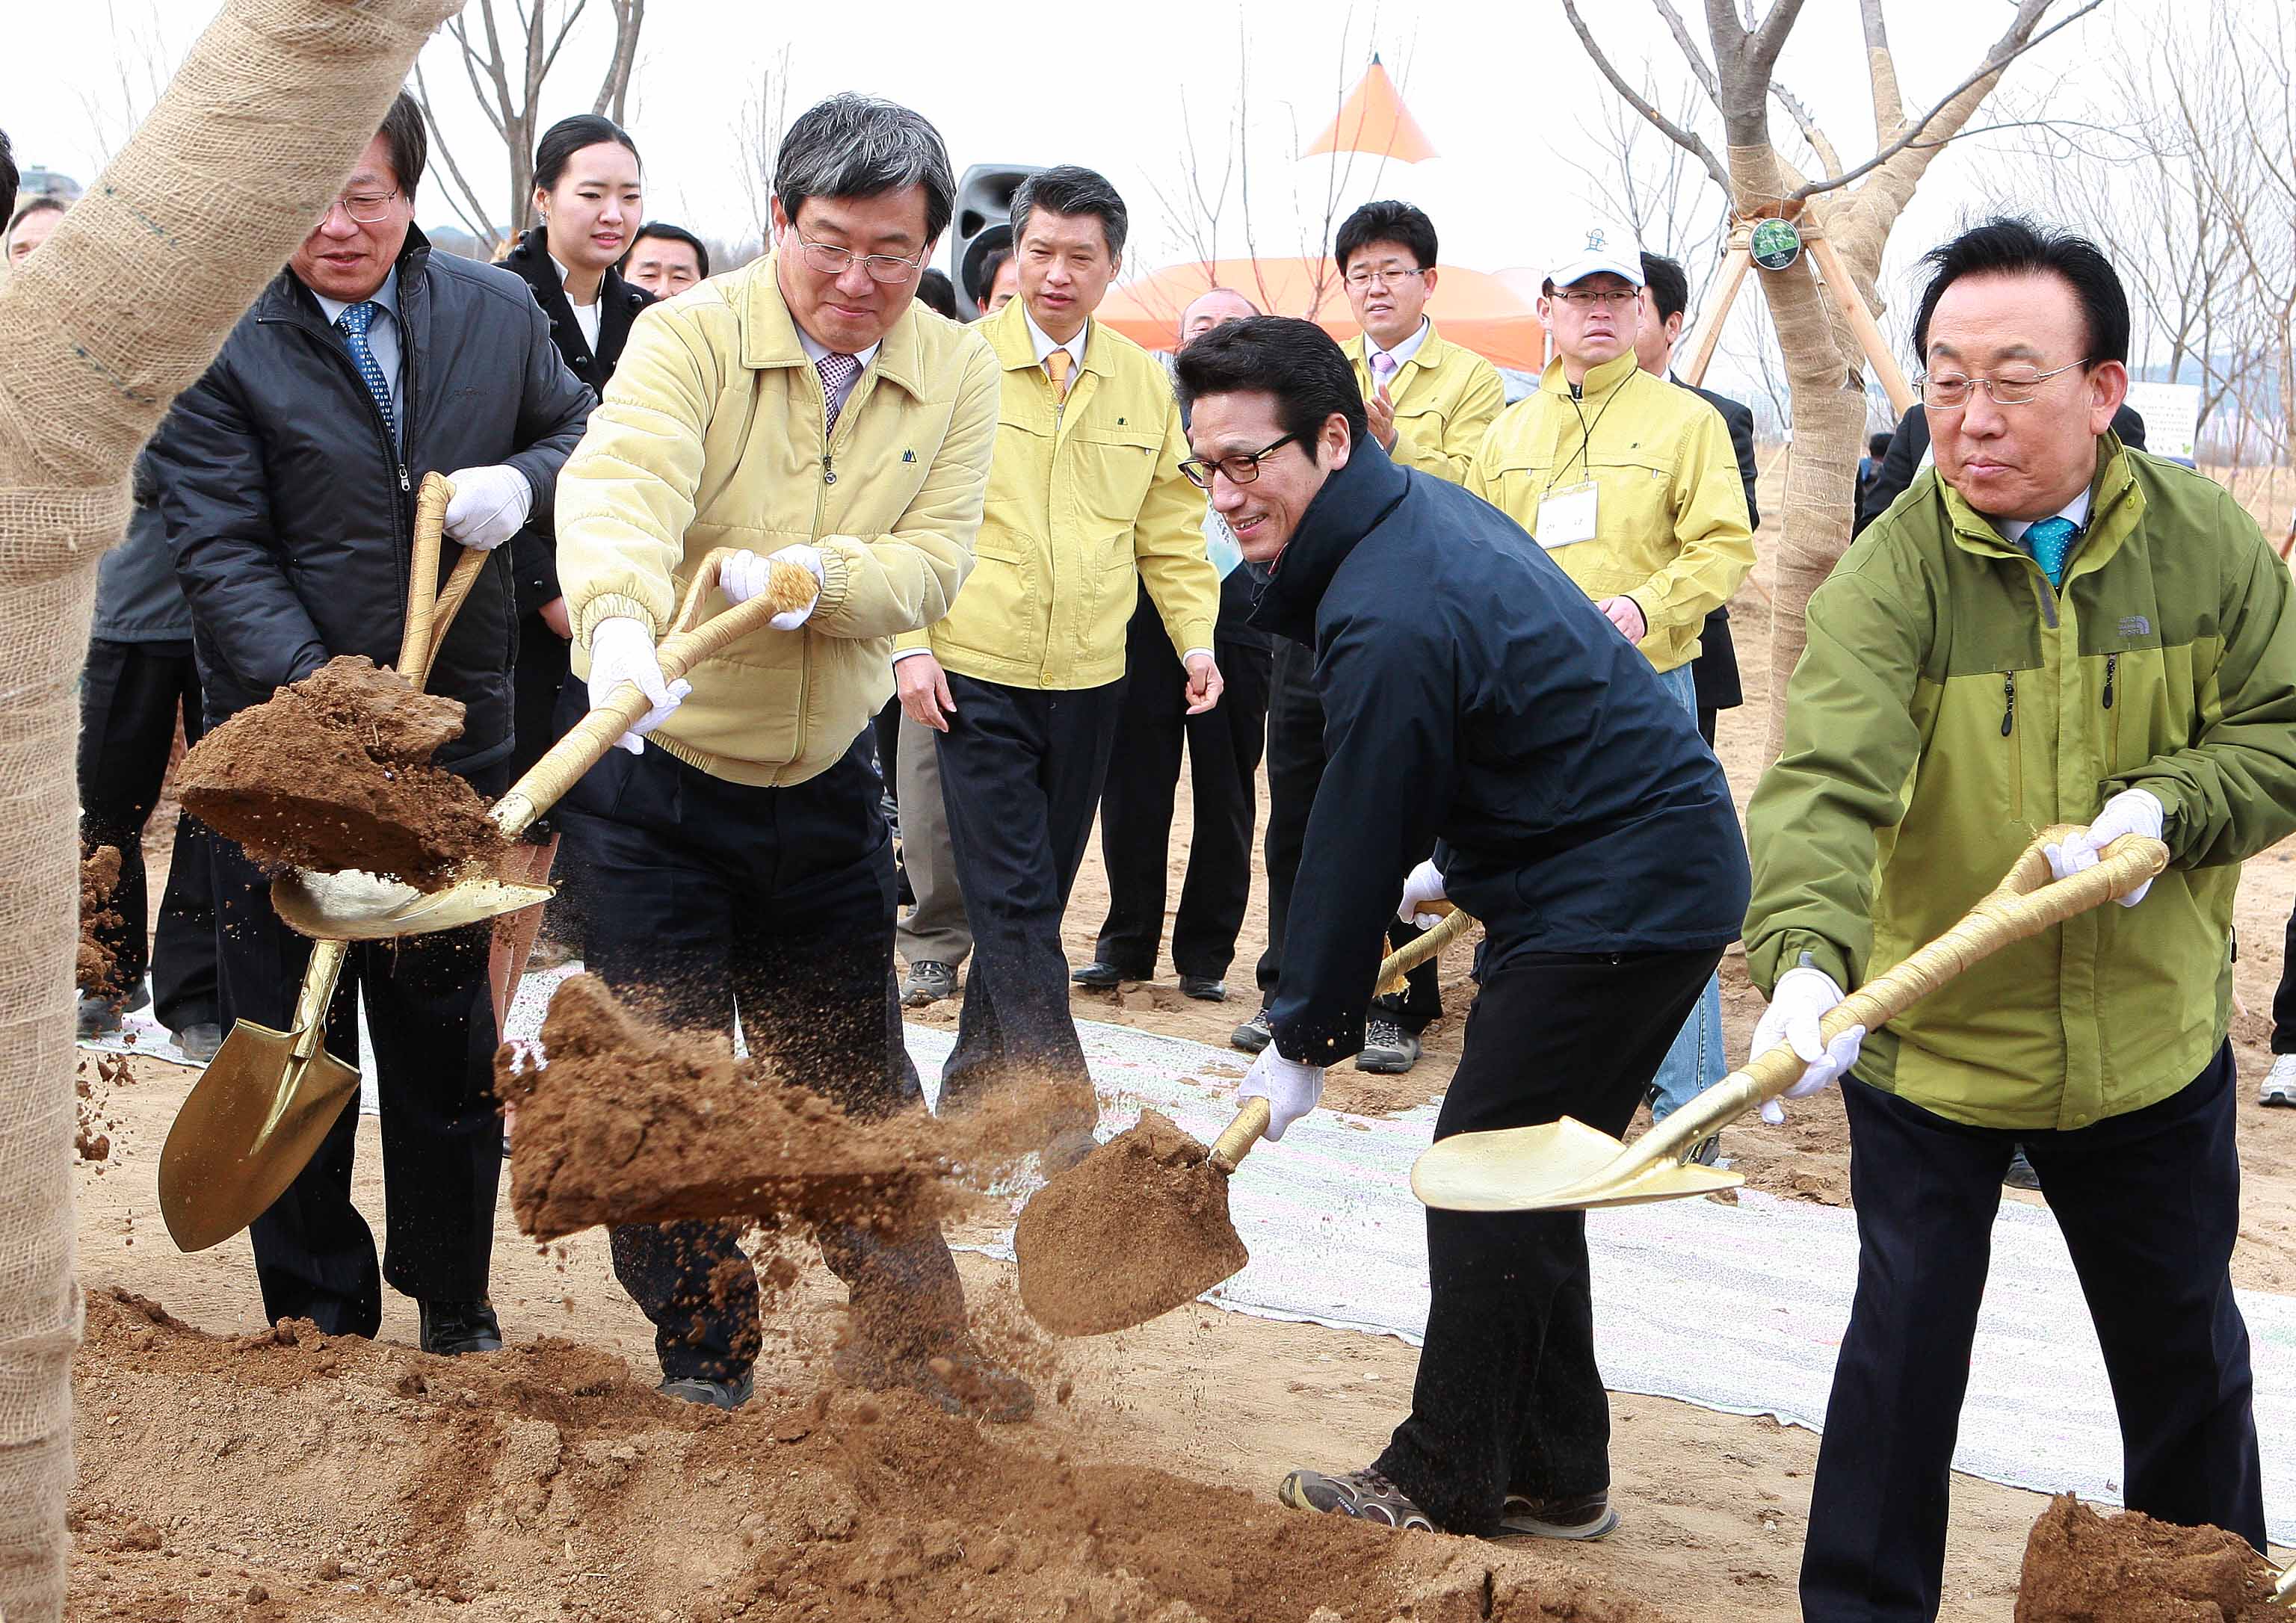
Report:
534,114,640,195
1010,165,1127,259
977,246,1010,303
1911,216,2129,368
1640,252,1690,325
1173,315,1368,457
0,130,16,231
626,221,709,279
915,268,958,319
378,91,429,200
1334,200,1436,276
1868,431,1893,460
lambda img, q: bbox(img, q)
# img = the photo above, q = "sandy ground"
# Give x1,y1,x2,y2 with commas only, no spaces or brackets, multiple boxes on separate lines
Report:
67,465,2296,1618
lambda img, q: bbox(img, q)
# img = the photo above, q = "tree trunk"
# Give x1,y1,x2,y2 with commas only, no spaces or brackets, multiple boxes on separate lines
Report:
0,2,457,1615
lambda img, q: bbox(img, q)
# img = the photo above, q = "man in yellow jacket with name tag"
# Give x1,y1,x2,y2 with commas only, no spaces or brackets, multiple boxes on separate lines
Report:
892,166,1221,1169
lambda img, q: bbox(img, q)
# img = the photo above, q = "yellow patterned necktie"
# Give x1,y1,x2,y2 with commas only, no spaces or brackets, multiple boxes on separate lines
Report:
1045,347,1073,404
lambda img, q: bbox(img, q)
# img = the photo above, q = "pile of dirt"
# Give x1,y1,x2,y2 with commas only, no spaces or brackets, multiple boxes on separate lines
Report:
502,974,955,1242
2014,1494,2279,1621
176,655,498,888
1013,1108,1250,1337
69,1286,1667,1622
78,843,123,993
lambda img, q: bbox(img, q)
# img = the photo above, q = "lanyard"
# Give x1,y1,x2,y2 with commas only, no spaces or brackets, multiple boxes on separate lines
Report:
1557,380,1624,487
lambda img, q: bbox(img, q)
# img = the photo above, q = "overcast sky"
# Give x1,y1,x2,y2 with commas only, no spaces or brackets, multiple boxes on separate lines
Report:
10,0,2179,400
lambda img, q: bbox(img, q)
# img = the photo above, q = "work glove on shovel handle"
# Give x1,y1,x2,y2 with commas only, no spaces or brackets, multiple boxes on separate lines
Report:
1239,1047,1325,1143
1750,966,1866,1126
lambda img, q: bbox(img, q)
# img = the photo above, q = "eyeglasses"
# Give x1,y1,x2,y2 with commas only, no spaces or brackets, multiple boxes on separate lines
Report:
1179,433,1299,489
791,232,928,285
324,189,401,226
1343,265,1428,291
1553,288,1638,309
1916,359,2094,409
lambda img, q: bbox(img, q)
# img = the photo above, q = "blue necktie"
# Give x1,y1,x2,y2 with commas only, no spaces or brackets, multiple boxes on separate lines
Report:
336,300,396,440
2021,514,2080,588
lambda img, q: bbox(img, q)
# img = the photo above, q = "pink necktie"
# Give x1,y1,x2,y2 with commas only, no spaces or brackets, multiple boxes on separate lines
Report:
1371,351,1398,384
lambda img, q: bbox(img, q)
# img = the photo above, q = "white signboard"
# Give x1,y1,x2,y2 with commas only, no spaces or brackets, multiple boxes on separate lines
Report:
2125,380,2201,463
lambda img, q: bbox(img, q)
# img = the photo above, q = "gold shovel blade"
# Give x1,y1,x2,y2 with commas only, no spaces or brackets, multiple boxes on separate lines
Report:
158,1018,362,1252
271,868,553,941
1410,1116,1744,1214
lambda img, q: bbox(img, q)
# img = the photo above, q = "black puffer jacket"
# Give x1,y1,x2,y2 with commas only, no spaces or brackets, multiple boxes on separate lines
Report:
150,228,596,773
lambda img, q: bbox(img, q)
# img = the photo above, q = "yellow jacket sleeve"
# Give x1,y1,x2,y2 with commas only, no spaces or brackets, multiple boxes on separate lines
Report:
812,338,996,642
1134,395,1221,661
1389,355,1507,486
1624,406,1756,647
558,303,718,646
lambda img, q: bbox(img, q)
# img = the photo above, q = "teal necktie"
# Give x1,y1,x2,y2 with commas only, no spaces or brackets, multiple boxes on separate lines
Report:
2020,515,2081,587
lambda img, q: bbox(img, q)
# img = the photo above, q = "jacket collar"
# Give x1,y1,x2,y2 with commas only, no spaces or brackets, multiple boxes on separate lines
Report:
737,252,930,400
1940,433,2142,581
1349,318,1452,374
984,296,1115,378
1537,348,1640,404
1248,436,1413,645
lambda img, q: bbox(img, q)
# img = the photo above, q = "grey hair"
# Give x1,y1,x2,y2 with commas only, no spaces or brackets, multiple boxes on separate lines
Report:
1010,165,1129,259
774,93,954,243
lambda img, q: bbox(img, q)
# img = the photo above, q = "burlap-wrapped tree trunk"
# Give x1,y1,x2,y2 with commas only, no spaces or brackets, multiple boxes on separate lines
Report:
0,2,458,1615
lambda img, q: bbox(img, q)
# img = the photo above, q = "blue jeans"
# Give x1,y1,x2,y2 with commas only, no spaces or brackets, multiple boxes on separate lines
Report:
1647,662,1728,1119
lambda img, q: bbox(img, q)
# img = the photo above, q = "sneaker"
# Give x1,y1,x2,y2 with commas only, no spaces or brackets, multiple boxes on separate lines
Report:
416,1299,502,1356
173,1021,223,1066
658,1371,754,1410
2004,1147,2041,1190
1179,975,1229,1003
900,959,957,1007
1231,1007,1274,1054
1277,1465,1435,1532
1357,1016,1422,1075
1499,1489,1620,1542
2260,1054,2296,1107
1687,1134,1721,1167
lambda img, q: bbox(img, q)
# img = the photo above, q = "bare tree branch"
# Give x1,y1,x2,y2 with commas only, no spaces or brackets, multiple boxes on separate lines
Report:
1562,0,1730,191
1650,0,1721,104
1769,80,1841,177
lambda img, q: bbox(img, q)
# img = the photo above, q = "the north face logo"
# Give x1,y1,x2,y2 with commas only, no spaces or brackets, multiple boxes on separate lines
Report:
2119,615,2151,637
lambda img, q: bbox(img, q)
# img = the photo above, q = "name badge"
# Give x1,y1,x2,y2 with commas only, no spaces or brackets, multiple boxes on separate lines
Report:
1536,479,1599,549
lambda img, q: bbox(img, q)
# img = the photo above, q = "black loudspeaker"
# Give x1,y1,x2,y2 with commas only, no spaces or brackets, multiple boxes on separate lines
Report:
950,163,1043,315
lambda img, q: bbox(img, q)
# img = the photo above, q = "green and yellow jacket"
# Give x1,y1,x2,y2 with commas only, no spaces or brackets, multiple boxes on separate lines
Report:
1744,436,2296,1130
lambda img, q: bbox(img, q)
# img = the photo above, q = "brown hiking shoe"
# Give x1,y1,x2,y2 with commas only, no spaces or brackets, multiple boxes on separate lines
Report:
1277,1466,1436,1532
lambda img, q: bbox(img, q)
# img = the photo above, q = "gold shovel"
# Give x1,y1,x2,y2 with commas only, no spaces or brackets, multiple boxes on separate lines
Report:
268,548,818,942
160,474,489,1252
1410,829,2170,1215
2274,1559,2295,1606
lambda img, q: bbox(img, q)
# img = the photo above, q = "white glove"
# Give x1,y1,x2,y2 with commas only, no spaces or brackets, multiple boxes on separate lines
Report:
722,545,824,631
439,464,533,552
1750,965,1866,1125
1238,1046,1325,1143
2045,788,2164,906
1397,858,1447,930
587,616,691,755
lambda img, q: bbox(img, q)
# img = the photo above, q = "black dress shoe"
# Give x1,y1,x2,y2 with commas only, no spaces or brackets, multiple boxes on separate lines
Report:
417,1299,502,1356
1069,961,1134,989
1179,975,1228,1003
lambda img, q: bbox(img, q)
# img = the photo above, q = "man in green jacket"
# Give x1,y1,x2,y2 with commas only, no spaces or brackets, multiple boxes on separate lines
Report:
1744,218,2296,1621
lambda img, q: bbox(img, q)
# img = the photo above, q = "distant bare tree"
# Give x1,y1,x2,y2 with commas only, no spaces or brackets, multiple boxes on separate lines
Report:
413,0,649,256
1561,73,1731,304
75,1,174,166
730,46,795,251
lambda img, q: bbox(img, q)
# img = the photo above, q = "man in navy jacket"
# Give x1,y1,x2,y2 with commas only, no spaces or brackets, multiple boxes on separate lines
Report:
1174,317,1747,1542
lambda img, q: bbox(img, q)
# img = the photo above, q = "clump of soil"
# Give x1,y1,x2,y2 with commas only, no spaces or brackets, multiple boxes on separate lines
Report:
502,974,953,1242
1013,1107,1250,1337
78,844,123,993
70,1285,1667,1622
2015,1494,2280,1621
177,656,498,889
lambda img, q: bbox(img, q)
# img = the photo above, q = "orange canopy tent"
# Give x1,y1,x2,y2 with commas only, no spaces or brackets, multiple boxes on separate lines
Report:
1097,257,1547,374
1305,55,1437,164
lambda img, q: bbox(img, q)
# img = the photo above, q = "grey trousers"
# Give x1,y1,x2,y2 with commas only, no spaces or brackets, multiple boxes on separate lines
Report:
895,709,973,968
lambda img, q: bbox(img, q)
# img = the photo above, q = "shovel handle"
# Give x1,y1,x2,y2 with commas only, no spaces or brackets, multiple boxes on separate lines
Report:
284,937,350,1066
1641,828,2169,1166
395,472,490,695
490,550,820,838
1209,1097,1273,1173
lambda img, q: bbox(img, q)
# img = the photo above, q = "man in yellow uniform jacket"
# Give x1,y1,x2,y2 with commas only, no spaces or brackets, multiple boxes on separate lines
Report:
892,166,1221,1168
1469,223,1753,1149
551,94,1030,1420
1337,200,1505,484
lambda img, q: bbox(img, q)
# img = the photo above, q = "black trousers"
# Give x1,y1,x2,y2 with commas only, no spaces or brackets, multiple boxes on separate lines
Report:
2270,902,2296,1052
1093,582,1274,981
934,671,1124,1121
77,638,217,1027
1372,945,1721,1533
1803,1050,2262,1622
557,718,951,1382
1256,639,1440,1029
216,758,509,1336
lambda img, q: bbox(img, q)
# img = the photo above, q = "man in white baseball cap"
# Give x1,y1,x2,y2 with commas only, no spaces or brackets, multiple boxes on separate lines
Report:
1466,220,1754,1160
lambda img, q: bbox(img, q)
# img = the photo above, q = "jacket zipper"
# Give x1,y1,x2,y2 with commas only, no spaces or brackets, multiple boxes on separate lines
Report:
2102,652,2117,709
269,308,417,605
2001,673,2016,737
2002,672,2023,820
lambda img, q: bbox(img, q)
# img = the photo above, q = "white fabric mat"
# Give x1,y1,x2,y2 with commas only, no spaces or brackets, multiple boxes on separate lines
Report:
91,968,2294,1539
